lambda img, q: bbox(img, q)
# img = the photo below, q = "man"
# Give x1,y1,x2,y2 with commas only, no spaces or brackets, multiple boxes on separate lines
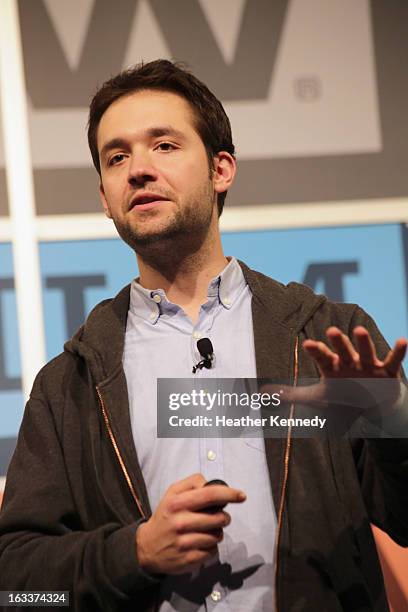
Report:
0,59,407,612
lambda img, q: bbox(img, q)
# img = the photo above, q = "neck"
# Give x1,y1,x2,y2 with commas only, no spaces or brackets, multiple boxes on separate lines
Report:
136,222,228,322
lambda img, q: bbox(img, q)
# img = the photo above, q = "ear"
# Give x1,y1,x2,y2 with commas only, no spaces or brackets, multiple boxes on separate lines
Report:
99,182,112,219
212,152,236,196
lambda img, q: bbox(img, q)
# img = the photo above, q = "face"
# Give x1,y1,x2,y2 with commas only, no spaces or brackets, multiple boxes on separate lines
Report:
97,90,230,254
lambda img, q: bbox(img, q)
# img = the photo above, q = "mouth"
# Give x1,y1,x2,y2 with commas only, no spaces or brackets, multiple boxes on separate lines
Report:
129,193,170,211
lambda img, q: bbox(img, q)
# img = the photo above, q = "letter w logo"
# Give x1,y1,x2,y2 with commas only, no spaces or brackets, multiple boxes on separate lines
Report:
19,0,287,107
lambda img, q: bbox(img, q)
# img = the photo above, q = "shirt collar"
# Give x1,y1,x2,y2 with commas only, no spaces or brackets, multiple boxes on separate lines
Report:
129,256,246,324
207,256,246,308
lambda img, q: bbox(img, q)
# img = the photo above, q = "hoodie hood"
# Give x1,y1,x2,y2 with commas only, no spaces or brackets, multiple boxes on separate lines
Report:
239,261,326,333
65,284,131,385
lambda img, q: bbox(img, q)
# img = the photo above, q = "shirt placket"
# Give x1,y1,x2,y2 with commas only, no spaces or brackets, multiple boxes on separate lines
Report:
192,295,231,610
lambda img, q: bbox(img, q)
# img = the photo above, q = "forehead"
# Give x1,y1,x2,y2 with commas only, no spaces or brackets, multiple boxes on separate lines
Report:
97,90,198,148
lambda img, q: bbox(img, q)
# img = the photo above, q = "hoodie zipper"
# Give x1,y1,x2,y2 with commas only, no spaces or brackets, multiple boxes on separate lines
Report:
96,385,146,520
274,336,299,612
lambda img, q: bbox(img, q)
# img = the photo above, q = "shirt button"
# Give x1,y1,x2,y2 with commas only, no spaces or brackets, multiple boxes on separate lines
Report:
152,294,161,303
210,590,222,602
224,297,231,305
193,331,201,339
207,450,216,461
149,312,156,320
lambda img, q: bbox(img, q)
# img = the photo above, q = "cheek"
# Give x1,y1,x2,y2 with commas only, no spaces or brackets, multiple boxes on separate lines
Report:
167,160,210,193
101,174,126,203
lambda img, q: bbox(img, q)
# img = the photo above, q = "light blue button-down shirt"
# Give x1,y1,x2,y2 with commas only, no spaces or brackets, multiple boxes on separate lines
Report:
123,258,276,611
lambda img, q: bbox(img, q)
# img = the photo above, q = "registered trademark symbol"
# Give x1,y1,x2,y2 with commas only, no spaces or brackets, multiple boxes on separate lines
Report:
294,76,322,102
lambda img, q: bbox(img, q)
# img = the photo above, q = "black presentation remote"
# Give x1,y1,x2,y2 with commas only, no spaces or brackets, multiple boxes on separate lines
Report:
202,479,228,514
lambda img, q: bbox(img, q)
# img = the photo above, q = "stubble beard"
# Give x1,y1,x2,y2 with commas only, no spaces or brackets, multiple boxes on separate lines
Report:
112,178,216,270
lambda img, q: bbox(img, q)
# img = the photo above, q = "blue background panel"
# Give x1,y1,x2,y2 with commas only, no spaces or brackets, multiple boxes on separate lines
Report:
40,239,136,360
222,224,408,346
0,244,23,443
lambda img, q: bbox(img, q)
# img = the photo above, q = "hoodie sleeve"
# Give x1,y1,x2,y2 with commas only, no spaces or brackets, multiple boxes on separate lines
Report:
0,381,159,611
348,306,408,547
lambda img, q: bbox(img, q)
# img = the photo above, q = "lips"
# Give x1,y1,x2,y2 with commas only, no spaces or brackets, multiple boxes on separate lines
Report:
129,193,169,210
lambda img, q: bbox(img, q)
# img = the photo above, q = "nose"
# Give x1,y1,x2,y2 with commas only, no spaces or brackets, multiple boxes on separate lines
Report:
127,151,158,187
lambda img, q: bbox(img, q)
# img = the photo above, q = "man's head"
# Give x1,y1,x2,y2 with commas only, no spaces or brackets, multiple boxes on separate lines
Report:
88,59,235,217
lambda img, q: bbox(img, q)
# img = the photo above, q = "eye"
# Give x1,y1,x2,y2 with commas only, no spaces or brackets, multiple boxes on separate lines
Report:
108,153,126,166
156,142,176,152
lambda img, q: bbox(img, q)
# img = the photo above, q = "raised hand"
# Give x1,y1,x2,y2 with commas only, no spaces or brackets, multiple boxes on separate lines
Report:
303,326,407,379
261,327,407,417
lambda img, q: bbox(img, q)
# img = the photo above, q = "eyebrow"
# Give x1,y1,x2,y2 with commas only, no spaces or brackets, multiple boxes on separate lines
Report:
100,126,186,161
100,138,128,161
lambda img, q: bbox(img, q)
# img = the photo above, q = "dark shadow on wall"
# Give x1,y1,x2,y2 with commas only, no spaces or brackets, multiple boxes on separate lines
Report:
303,261,359,303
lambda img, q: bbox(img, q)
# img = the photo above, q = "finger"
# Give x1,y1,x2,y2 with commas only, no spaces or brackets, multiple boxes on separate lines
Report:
383,338,408,377
279,382,327,405
261,381,331,406
326,327,358,365
168,473,206,495
260,383,298,403
303,340,338,374
171,486,246,513
352,327,378,367
178,531,223,552
175,487,245,513
175,510,231,534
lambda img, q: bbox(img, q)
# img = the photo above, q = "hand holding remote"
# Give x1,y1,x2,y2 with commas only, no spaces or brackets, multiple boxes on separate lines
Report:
136,474,246,575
